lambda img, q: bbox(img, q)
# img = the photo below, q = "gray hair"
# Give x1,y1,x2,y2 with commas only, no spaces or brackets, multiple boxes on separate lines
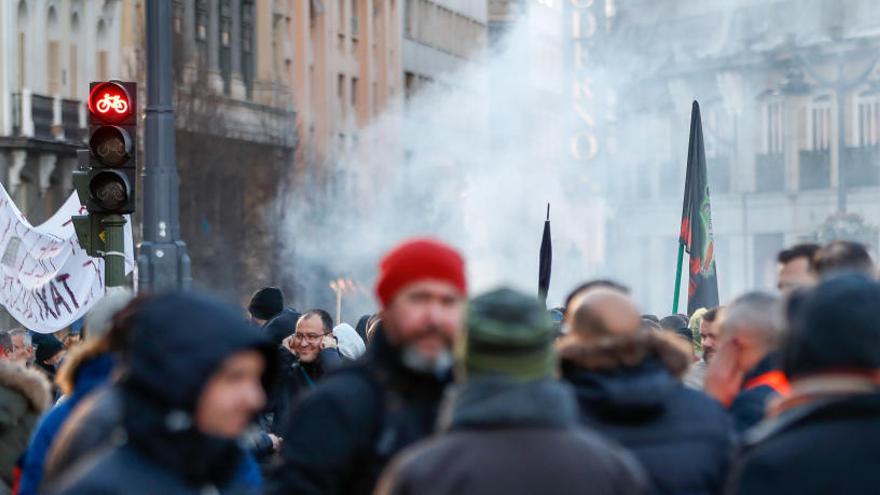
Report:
722,292,783,348
7,327,31,347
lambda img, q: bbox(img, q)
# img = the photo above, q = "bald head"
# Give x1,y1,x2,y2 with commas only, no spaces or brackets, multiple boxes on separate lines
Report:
568,288,641,337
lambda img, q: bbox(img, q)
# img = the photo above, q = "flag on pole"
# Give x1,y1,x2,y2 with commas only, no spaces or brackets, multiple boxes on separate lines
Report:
678,101,719,315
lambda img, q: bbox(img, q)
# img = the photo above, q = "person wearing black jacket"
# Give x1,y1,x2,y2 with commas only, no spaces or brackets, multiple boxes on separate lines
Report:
726,274,880,495
268,238,468,495
559,285,733,495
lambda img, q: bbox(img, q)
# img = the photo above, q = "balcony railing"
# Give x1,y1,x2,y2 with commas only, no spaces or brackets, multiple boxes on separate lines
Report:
799,149,831,190
8,90,86,143
841,145,880,188
755,153,785,192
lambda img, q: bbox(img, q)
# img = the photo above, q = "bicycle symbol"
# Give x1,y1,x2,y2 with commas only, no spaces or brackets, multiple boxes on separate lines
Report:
96,93,129,115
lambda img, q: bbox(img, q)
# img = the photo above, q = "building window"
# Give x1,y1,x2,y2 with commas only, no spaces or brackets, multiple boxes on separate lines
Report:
351,0,359,36
351,77,358,110
69,45,77,98
338,74,346,116
196,0,209,66
47,41,60,94
856,92,880,147
241,0,255,99
220,0,232,95
172,0,183,34
97,50,108,81
338,0,345,33
762,100,785,154
807,96,833,151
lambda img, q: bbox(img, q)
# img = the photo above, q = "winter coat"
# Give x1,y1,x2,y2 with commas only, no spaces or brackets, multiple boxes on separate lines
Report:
52,292,277,495
560,332,734,495
42,386,121,488
267,330,450,495
728,352,787,433
726,391,880,495
265,347,344,435
375,377,650,495
0,360,50,493
17,343,116,495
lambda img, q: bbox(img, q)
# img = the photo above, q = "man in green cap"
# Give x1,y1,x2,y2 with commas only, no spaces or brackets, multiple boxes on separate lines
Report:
374,287,648,495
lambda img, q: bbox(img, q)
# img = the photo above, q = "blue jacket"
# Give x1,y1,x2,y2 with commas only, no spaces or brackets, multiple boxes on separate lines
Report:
18,352,115,495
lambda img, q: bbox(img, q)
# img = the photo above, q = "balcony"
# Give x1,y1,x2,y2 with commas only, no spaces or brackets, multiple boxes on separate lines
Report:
798,149,831,190
755,153,785,192
841,145,880,188
8,90,86,144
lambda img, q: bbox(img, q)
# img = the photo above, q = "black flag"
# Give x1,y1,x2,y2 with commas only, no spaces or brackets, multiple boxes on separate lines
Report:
679,102,719,315
539,203,552,305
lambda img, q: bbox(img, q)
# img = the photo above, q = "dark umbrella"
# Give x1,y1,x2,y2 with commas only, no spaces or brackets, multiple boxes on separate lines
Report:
539,203,552,306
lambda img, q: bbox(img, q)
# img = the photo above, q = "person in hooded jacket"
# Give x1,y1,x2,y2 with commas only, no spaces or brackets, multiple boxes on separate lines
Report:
333,323,366,361
376,288,649,495
16,289,133,495
559,284,733,495
0,358,50,495
50,292,277,495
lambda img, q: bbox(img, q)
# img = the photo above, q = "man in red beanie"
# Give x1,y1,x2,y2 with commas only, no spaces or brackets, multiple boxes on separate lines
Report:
269,238,467,495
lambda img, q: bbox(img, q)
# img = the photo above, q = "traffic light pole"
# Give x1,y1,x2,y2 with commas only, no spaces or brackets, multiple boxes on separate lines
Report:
138,0,191,292
101,215,127,288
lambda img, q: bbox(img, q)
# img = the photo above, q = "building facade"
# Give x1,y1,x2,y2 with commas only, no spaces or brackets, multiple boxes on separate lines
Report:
0,1,297,325
597,0,880,313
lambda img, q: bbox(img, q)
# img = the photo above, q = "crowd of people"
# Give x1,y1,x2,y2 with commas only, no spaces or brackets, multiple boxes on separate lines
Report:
1,237,879,494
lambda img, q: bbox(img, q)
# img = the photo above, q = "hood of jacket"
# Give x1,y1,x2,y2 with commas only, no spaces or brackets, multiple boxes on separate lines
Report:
119,292,278,487
333,323,366,360
559,332,690,420
0,359,51,414
264,307,300,347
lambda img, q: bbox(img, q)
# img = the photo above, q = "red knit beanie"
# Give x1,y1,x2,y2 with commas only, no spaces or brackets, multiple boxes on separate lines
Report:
375,238,467,307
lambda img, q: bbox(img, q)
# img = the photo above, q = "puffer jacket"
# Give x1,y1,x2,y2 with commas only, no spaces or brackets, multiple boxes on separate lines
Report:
0,360,51,493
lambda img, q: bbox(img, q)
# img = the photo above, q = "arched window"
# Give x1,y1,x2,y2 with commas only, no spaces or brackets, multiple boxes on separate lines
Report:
96,19,108,80
70,12,80,97
16,0,28,90
47,6,60,94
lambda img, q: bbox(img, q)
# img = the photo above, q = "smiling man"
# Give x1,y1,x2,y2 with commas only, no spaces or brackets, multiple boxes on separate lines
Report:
269,238,467,495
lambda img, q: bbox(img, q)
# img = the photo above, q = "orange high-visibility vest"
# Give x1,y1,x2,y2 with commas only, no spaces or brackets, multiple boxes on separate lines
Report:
744,370,791,396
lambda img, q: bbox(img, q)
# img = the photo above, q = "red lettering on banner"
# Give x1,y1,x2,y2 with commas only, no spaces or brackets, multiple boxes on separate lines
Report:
55,273,80,309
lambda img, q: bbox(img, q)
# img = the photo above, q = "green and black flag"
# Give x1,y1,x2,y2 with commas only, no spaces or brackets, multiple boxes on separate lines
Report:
677,101,719,315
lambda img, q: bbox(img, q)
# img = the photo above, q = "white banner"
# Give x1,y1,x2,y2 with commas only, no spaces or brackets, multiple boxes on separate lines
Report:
0,183,134,334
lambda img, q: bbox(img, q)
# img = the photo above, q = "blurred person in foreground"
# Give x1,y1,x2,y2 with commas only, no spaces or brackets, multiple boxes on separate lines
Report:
17,289,133,495
726,274,880,495
704,292,786,433
376,287,649,495
560,286,732,494
0,345,50,494
53,292,276,495
776,243,819,293
811,240,875,278
269,238,467,495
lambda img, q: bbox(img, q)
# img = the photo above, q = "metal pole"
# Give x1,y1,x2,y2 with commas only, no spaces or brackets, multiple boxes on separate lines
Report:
836,86,847,212
335,287,342,325
138,0,191,292
672,243,685,314
102,214,127,288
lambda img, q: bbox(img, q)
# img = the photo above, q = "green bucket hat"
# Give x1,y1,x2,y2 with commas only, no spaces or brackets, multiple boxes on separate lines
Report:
458,287,557,382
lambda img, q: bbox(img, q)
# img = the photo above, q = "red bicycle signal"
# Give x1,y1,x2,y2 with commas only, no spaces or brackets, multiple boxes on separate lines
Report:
88,81,132,123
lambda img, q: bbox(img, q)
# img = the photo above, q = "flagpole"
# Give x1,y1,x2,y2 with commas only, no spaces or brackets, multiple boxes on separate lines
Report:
672,243,684,314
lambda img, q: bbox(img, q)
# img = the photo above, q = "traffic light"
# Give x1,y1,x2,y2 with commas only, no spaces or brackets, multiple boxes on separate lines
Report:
82,81,137,214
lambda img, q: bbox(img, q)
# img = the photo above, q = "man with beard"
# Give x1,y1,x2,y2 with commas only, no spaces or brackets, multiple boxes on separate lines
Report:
269,238,467,495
